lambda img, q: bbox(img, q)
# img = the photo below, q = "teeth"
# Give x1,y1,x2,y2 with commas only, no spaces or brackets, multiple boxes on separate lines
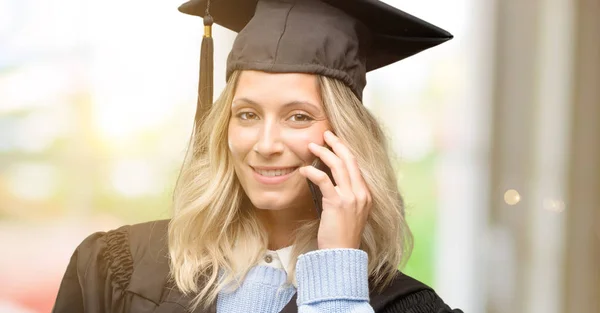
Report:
255,168,296,177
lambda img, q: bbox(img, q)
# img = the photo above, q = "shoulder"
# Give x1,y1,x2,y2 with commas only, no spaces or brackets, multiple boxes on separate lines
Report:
79,219,170,254
380,289,459,313
370,272,462,313
54,220,189,313
115,219,170,257
77,219,170,267
75,219,171,296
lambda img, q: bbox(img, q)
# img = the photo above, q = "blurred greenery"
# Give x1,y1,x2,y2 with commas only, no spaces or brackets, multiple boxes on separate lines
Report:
399,153,438,287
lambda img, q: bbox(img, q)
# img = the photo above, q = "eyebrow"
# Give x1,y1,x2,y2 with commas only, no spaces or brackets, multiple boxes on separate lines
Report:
232,98,321,112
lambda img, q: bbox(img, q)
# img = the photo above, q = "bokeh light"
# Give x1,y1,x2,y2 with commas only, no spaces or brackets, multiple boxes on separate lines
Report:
543,198,566,213
504,189,521,205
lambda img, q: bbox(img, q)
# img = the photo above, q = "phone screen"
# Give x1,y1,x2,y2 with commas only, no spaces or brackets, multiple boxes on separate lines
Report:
307,157,335,217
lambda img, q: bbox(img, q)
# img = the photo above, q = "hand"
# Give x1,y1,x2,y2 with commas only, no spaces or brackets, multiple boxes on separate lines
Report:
298,130,373,250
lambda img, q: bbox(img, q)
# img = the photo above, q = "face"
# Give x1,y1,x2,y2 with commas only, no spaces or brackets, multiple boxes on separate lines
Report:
228,70,330,213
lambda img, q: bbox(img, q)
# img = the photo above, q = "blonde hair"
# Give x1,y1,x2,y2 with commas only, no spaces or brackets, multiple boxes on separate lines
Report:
169,71,413,311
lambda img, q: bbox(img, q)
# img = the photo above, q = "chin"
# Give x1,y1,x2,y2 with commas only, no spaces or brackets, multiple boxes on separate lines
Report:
248,192,294,210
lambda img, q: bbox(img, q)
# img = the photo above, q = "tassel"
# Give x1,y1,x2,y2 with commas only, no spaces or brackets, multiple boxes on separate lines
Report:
192,4,213,158
196,12,214,127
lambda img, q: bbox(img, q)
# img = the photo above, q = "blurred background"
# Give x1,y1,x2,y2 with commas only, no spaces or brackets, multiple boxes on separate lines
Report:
0,0,598,312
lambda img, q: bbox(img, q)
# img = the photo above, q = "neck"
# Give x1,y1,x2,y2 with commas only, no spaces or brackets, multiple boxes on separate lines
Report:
254,202,317,251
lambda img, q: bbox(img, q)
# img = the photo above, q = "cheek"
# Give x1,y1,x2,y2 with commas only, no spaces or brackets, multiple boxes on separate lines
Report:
228,125,253,158
283,128,327,160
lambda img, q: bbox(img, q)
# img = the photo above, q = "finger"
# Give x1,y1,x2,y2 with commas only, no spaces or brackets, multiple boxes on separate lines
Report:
323,131,372,207
299,165,338,201
307,142,353,194
347,155,371,207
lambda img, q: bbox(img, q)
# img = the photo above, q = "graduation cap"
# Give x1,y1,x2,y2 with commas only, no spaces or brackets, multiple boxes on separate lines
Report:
178,0,452,127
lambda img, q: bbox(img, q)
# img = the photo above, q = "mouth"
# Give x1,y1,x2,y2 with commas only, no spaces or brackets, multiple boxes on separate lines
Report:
251,166,299,177
250,166,300,185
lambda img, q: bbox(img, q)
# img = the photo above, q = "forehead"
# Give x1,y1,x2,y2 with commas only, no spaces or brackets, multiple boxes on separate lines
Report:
233,70,322,107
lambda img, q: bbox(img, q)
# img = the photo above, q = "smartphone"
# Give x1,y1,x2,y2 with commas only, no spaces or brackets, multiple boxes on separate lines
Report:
307,157,335,218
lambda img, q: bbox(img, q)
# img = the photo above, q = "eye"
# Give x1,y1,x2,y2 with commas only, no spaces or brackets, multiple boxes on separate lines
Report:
236,112,258,120
289,114,314,122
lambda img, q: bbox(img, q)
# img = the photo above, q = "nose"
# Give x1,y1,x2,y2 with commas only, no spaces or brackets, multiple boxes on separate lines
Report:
252,121,285,156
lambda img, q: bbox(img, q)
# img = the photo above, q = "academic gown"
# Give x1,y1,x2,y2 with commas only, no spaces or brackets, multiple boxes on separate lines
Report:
52,220,463,313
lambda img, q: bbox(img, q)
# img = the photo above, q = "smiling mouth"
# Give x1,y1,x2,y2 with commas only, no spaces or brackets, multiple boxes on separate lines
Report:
252,167,298,177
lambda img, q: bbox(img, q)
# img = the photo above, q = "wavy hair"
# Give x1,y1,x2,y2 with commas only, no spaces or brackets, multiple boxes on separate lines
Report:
169,70,413,311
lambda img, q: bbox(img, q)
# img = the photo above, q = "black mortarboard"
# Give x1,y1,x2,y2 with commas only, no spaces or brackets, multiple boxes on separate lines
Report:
178,0,452,127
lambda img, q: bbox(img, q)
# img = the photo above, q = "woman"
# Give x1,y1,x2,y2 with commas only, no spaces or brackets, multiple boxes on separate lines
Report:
53,0,462,312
